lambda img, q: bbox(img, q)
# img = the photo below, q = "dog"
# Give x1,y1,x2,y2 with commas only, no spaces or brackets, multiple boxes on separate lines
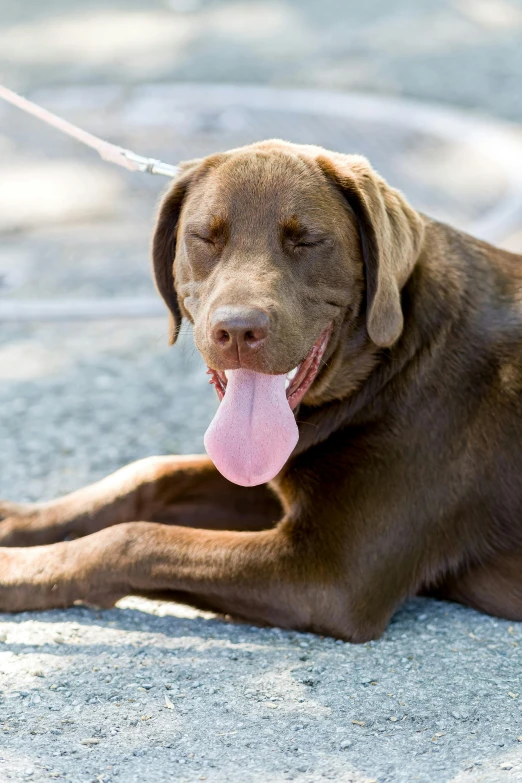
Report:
1,140,521,642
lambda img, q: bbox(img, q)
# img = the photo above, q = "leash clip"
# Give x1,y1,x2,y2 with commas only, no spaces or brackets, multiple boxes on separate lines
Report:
0,84,180,180
122,150,179,178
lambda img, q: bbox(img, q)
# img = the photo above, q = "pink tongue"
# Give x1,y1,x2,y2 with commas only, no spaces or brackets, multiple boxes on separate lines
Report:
204,369,299,487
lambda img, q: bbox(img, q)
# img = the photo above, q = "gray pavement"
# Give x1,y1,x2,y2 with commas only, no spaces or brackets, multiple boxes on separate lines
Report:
1,1,522,782
2,0,522,123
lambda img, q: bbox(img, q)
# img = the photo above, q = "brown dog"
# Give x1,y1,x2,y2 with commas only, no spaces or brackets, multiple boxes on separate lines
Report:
1,140,522,642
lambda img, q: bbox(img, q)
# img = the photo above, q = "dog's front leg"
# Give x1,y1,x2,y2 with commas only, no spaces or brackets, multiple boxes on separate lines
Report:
0,519,351,638
0,456,216,546
0,455,279,547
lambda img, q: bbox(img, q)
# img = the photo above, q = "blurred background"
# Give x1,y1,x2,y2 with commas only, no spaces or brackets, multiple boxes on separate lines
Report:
2,9,522,782
3,0,522,117
1,0,522,500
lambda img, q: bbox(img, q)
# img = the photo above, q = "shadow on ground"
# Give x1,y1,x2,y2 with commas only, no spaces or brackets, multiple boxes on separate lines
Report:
1,596,521,782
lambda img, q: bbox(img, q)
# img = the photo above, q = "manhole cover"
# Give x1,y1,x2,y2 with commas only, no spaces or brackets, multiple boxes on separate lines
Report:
1,83,522,319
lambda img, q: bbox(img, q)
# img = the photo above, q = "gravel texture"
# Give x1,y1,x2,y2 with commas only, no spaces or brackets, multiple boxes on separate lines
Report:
0,598,521,783
1,319,521,783
1,1,522,781
0,321,212,502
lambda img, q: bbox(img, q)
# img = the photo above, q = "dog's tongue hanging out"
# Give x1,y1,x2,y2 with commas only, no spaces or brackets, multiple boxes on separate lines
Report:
204,370,299,487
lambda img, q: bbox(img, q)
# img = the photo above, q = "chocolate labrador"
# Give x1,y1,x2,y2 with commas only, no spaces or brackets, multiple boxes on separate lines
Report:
1,140,522,641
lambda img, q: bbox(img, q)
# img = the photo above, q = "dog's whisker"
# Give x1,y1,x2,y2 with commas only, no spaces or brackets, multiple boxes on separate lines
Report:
295,419,319,428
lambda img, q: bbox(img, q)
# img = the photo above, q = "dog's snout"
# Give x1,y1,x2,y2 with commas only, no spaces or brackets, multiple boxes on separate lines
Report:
211,307,270,354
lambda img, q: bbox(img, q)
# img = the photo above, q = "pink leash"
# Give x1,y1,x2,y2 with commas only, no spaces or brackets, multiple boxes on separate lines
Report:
0,84,179,178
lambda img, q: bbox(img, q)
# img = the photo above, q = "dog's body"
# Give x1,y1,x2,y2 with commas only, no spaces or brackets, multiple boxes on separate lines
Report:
1,140,521,641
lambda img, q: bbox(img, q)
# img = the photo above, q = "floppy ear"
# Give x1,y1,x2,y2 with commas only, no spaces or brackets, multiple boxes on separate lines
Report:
151,159,202,345
317,153,425,347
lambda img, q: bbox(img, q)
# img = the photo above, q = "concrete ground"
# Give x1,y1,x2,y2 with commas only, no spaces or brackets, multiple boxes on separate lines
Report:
1,2,522,782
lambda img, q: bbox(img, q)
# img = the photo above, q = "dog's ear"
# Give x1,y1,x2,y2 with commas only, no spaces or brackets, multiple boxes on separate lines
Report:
317,153,425,347
151,159,203,345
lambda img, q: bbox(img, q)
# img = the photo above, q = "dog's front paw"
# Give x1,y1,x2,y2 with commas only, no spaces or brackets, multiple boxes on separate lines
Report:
0,501,30,521
0,539,128,613
0,501,37,545
0,546,70,612
0,501,56,547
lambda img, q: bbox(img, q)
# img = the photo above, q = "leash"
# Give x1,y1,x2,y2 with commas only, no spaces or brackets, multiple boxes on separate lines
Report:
0,84,179,178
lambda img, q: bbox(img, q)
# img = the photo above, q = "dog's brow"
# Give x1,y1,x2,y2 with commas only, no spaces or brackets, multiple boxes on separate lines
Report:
280,215,326,240
281,216,302,236
280,216,319,239
209,215,229,235
186,215,228,237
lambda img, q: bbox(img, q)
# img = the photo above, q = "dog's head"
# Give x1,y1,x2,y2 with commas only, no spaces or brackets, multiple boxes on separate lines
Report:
152,141,424,485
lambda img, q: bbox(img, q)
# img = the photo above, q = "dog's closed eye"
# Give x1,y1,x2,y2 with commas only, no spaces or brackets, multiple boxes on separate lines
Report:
189,231,215,246
280,217,330,253
187,216,228,248
293,238,327,249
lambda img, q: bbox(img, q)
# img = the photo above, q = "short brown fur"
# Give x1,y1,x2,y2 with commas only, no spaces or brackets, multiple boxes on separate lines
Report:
1,140,521,641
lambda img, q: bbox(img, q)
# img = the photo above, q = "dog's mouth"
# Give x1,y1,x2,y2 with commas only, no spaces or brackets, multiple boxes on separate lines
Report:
203,325,332,488
206,324,332,411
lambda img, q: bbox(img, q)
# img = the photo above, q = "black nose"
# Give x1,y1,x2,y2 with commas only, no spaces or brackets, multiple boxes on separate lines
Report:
211,306,270,355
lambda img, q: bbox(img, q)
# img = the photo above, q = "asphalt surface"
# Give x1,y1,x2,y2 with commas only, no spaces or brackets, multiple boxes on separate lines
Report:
1,1,522,782
0,597,521,783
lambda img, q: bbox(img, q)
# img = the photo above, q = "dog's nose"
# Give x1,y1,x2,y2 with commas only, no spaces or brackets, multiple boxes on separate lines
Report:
211,307,270,353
